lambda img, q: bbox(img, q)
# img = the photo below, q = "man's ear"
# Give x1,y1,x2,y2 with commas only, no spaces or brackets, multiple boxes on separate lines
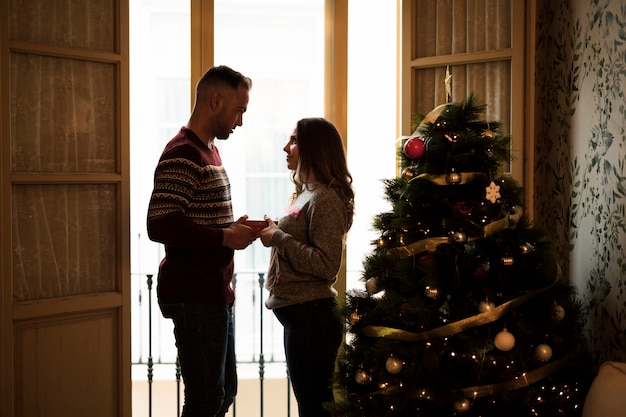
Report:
210,91,222,111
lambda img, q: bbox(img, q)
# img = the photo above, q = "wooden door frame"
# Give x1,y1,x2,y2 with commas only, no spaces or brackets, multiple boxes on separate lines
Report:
0,1,131,415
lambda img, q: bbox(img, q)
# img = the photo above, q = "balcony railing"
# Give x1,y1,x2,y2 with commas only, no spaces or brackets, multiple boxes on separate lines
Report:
131,271,294,417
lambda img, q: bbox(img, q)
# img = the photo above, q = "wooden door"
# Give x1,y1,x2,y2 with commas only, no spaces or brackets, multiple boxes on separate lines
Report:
1,1,131,416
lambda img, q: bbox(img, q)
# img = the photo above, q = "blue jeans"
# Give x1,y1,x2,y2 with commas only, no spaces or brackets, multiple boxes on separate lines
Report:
273,298,343,417
160,303,237,417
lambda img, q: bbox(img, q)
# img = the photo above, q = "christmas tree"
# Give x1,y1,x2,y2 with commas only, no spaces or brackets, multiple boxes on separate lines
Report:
333,95,592,417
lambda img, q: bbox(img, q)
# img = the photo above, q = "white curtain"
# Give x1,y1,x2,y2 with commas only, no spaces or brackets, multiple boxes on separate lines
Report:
412,0,512,134
10,1,118,301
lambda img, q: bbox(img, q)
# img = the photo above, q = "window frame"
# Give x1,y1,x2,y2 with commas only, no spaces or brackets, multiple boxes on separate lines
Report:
399,0,528,198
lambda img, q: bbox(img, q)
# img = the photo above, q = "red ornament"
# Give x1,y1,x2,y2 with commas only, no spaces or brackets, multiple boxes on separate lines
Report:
453,200,473,217
403,137,425,159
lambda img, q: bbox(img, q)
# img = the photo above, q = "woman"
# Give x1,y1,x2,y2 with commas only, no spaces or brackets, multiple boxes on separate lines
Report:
259,117,355,417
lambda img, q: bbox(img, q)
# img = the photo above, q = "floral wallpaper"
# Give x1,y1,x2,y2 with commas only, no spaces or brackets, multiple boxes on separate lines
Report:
534,0,626,369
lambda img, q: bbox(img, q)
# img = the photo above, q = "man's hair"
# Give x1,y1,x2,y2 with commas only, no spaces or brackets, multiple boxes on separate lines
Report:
197,65,252,92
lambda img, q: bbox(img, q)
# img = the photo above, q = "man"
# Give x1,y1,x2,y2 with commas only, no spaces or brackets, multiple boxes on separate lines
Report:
147,65,255,417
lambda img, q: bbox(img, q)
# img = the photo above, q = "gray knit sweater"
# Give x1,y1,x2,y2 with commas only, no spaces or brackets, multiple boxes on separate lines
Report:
265,184,349,309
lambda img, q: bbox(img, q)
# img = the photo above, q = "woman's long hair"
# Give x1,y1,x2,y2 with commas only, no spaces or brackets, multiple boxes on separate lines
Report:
292,117,355,230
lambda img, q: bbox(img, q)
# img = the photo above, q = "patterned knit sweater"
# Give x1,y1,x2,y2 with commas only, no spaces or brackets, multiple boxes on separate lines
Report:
147,127,235,304
265,184,349,309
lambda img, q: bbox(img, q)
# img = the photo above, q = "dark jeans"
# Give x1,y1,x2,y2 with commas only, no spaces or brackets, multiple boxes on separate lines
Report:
160,302,237,417
273,298,343,417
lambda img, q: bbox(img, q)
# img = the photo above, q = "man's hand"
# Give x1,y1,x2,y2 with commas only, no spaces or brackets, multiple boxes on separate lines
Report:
223,216,256,250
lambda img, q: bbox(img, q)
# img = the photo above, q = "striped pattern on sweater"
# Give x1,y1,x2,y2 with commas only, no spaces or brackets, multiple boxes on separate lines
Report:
148,157,233,226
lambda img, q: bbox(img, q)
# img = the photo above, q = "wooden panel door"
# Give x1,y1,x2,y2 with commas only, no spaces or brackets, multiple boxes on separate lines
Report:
1,1,131,416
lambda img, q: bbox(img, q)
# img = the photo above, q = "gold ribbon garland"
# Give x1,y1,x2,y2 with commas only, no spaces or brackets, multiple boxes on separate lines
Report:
414,171,486,186
459,355,569,398
392,237,450,257
389,205,523,258
362,281,553,341
370,355,569,399
363,271,567,401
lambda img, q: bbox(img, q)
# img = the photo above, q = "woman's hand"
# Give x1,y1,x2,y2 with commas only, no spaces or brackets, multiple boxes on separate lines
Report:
258,215,279,247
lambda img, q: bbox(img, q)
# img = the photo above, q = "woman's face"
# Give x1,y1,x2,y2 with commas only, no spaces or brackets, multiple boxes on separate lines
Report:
283,128,300,171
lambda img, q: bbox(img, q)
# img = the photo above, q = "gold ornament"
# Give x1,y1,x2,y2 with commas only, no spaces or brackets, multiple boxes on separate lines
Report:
552,304,566,322
454,399,471,413
366,277,381,294
355,369,372,385
519,242,535,255
447,169,462,185
494,328,516,351
401,167,415,181
349,311,361,325
535,344,553,361
385,356,404,374
445,132,459,142
478,300,495,313
450,230,468,244
377,230,392,248
508,205,524,229
425,286,439,299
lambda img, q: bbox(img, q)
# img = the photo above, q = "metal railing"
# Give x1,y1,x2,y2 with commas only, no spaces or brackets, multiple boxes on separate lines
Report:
132,271,292,417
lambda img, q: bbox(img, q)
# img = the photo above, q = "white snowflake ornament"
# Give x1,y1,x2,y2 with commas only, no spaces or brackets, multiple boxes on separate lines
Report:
485,181,501,203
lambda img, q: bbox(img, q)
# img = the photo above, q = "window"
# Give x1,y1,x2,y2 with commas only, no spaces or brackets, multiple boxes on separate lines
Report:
213,0,327,371
401,0,526,180
129,0,331,378
346,2,398,288
129,0,403,377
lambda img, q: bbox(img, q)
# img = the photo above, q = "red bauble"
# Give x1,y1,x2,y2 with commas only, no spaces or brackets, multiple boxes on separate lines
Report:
403,137,425,159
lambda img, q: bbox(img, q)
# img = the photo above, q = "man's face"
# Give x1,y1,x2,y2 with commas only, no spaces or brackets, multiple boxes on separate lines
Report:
215,84,249,140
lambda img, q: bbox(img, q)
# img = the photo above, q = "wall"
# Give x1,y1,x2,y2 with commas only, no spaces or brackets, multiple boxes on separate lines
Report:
534,0,626,368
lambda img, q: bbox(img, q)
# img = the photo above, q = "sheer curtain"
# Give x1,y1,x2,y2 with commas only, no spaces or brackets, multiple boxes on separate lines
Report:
411,0,512,142
10,1,118,301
